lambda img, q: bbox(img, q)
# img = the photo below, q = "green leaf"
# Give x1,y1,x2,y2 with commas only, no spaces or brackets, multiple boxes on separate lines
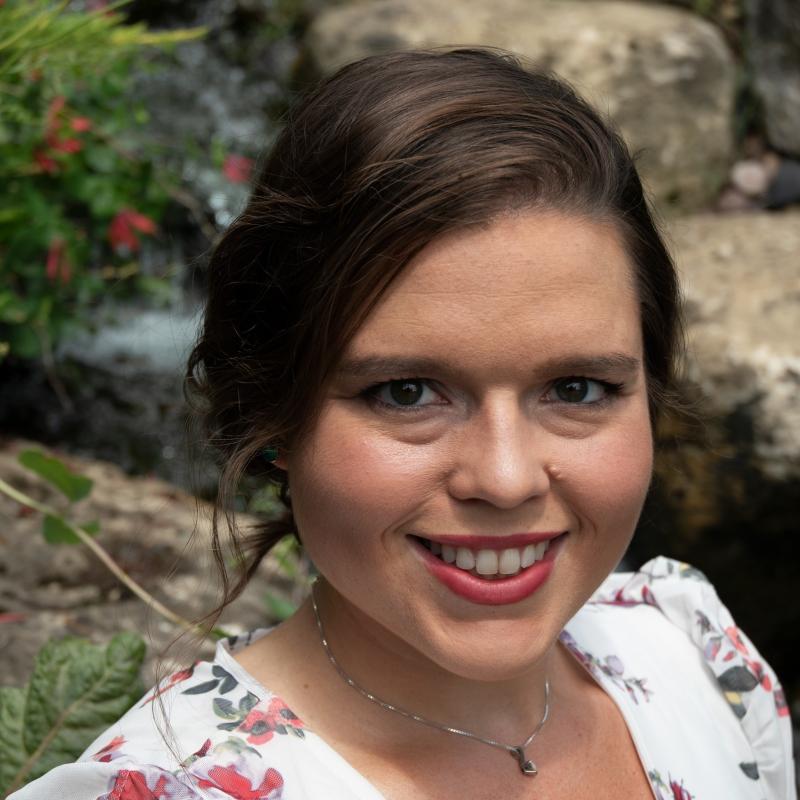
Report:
43,514,77,545
263,591,297,622
18,450,93,502
41,514,100,545
0,633,145,796
81,520,101,536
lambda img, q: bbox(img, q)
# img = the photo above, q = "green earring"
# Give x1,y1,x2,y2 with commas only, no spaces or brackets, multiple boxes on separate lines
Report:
261,446,279,463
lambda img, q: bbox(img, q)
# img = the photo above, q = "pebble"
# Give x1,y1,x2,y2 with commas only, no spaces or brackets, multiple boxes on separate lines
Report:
730,159,770,197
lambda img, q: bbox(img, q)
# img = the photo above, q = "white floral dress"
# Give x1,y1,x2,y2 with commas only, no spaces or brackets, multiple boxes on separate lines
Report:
9,557,796,800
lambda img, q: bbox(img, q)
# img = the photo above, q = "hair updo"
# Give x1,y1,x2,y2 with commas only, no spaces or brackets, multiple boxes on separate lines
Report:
184,46,682,620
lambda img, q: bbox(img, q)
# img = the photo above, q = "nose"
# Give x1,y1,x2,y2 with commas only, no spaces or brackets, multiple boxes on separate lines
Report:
446,396,552,509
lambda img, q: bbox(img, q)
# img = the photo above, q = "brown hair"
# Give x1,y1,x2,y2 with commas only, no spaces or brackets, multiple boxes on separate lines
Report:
184,46,682,625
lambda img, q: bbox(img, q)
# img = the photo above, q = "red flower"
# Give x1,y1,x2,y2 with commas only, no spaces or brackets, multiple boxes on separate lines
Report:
34,149,59,174
0,612,26,624
107,769,169,799
45,95,66,129
198,765,283,800
108,209,157,253
223,154,254,184
45,237,71,284
51,137,82,154
71,116,92,132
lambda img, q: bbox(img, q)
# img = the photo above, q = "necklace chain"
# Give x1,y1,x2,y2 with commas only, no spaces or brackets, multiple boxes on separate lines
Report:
310,580,550,776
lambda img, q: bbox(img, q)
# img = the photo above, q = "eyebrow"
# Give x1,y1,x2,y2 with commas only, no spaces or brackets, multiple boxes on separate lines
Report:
335,353,642,380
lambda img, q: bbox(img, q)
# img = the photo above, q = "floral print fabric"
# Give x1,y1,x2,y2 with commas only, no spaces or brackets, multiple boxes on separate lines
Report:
8,557,796,800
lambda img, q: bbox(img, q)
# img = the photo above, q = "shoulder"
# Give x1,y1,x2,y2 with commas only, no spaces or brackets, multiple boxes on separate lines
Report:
565,556,795,799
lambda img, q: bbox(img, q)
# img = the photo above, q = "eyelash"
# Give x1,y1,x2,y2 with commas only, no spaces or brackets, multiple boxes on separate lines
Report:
361,377,626,414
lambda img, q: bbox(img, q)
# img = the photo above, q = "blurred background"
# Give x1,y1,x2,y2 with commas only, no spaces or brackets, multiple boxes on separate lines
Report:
0,0,798,780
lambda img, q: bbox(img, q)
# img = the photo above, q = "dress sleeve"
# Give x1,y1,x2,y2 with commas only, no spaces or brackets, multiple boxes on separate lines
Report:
595,556,796,800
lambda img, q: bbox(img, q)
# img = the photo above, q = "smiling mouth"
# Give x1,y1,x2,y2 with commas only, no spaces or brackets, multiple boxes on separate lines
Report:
410,534,565,580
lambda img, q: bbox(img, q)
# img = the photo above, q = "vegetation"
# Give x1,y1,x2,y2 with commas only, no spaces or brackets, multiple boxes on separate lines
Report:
0,0,204,366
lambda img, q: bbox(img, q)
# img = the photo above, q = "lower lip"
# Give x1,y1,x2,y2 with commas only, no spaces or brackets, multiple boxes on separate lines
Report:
411,534,566,606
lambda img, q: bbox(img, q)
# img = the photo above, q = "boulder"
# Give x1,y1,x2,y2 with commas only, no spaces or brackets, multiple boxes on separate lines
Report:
672,210,800,482
632,211,800,702
746,0,800,157
305,0,737,210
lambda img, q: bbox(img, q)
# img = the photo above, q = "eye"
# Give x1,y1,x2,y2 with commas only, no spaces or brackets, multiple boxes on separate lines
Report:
367,379,444,410
548,377,622,404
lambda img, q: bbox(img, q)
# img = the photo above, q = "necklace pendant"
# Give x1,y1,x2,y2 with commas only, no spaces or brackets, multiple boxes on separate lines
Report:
512,746,538,776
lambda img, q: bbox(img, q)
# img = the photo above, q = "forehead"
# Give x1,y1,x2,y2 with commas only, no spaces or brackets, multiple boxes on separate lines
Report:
347,212,642,372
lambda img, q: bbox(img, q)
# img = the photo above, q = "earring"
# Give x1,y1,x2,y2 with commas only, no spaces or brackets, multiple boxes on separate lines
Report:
261,446,279,463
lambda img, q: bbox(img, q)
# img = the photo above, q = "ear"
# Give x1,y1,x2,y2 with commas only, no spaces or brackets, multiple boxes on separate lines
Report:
260,446,287,470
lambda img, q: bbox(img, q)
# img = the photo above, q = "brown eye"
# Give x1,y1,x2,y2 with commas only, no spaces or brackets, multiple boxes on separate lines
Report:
555,378,591,403
388,380,425,406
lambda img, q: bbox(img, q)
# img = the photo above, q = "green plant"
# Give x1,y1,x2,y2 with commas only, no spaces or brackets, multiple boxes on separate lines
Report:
0,448,204,632
0,0,204,365
0,633,146,796
0,448,306,789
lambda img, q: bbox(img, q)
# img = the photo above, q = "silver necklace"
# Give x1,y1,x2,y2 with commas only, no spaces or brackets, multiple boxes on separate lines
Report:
311,580,550,777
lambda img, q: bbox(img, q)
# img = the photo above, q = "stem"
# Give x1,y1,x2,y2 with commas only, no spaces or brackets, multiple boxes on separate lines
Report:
0,476,204,637
34,323,74,414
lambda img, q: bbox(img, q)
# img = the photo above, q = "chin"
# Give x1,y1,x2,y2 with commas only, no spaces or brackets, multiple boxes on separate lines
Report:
422,615,561,683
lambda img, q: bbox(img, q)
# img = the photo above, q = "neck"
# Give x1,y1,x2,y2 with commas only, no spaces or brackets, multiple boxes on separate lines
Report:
306,578,557,748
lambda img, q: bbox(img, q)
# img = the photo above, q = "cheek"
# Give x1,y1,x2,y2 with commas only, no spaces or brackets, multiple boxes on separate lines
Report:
560,415,654,528
287,416,440,553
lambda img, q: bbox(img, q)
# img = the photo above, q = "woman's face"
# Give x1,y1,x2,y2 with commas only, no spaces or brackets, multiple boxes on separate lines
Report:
284,211,653,681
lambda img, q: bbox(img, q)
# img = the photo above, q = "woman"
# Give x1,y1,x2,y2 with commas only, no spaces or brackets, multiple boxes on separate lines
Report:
11,48,793,800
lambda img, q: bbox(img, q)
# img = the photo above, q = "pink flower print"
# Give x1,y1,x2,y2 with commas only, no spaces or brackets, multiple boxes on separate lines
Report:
725,625,749,655
774,686,789,717
703,636,722,662
192,738,212,759
237,697,305,745
141,665,196,706
745,658,772,691
105,769,170,799
603,654,625,677
669,778,693,799
92,735,126,763
197,765,283,800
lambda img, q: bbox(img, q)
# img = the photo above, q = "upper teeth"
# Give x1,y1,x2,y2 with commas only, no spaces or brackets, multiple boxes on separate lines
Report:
431,541,550,576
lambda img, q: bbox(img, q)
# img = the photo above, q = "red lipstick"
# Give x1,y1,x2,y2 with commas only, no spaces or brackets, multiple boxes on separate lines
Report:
410,533,567,606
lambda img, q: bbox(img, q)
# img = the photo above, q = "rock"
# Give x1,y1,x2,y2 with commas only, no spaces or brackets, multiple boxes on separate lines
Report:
715,186,756,212
746,0,800,157
629,211,800,705
670,211,800,481
729,159,770,197
0,438,308,688
765,159,800,209
305,0,737,210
